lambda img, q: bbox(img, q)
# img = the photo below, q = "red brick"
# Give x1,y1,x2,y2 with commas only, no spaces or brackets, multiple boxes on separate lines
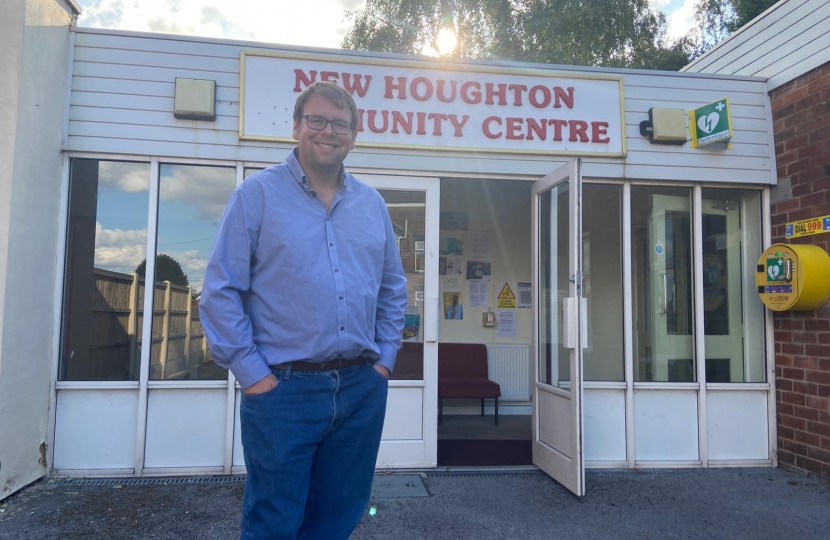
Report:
780,413,806,430
781,438,808,454
820,359,830,371
782,367,805,380
782,391,807,405
796,454,824,474
823,437,830,450
799,192,829,208
806,421,830,438
809,125,830,145
792,334,818,344
781,343,805,356
778,426,795,440
808,445,830,465
777,378,793,392
794,381,819,395
795,405,821,421
805,344,830,357
795,430,821,446
775,354,794,367
775,330,793,342
804,319,830,332
806,396,830,412
779,402,794,416
819,385,830,398
778,449,797,466
777,318,804,330
806,370,830,386
792,182,813,197
821,411,830,424
773,198,800,214
794,357,819,369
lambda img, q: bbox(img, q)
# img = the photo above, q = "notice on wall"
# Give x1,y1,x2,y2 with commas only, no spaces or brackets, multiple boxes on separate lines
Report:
497,282,517,309
518,282,532,308
442,276,462,292
443,292,464,320
467,261,492,281
470,231,492,260
444,236,465,255
497,310,517,338
469,280,488,307
445,255,463,275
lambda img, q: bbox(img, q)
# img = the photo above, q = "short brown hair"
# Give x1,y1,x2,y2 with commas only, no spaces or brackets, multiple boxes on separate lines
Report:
293,81,358,128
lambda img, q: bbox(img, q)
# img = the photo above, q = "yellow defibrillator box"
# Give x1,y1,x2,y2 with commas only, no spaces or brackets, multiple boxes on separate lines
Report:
756,243,830,311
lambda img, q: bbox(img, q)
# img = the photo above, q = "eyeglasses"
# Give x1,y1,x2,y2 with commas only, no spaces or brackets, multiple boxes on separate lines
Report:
301,115,354,135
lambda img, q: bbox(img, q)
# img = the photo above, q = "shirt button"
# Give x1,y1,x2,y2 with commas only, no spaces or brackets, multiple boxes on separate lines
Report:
311,193,317,198
340,326,345,331
334,269,339,273
329,243,334,247
339,296,343,300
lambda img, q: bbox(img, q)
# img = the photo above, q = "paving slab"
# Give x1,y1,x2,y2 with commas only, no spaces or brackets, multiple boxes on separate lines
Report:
0,468,827,539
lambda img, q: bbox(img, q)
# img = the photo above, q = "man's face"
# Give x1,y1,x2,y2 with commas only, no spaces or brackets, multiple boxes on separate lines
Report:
292,93,357,177
452,295,458,305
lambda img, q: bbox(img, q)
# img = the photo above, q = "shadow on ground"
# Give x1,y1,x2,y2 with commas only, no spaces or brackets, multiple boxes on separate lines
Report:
1,468,828,539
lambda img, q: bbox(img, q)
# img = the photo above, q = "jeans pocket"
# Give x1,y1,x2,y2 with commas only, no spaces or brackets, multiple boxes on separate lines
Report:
242,377,281,400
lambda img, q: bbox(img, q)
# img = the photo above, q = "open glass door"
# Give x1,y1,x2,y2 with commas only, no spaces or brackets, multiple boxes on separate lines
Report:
531,159,585,497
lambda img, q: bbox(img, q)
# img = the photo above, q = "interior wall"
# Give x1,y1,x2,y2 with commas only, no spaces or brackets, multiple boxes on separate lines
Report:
0,0,73,501
438,178,532,345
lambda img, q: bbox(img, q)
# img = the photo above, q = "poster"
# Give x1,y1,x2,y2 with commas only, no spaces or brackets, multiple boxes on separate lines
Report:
497,283,517,309
518,282,532,308
469,280,488,307
443,292,464,320
470,231,492,260
445,237,464,255
402,314,420,341
442,276,462,292
466,260,492,281
497,311,517,338
439,257,447,275
445,255,463,275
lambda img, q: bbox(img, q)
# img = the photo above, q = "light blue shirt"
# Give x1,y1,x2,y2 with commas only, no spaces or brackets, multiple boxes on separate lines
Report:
200,149,408,389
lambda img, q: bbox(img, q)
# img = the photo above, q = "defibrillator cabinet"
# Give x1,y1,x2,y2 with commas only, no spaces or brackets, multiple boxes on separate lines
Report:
756,243,830,311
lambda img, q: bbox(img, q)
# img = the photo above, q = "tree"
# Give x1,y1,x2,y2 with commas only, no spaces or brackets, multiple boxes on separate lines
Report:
692,0,777,54
135,253,189,288
342,0,694,71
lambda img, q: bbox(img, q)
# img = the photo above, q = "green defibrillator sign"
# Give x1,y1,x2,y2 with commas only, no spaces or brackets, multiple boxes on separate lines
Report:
689,98,732,148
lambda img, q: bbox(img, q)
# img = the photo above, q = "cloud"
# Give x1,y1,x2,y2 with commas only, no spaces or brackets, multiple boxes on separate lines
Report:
98,161,150,193
77,0,356,48
94,222,148,273
666,0,698,40
159,164,236,220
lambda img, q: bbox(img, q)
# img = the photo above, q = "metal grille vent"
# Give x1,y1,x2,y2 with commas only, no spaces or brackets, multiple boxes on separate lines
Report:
772,80,795,98
427,470,543,478
46,475,246,487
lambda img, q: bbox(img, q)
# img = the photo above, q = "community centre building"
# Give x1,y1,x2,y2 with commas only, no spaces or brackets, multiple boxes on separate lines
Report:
1,0,829,501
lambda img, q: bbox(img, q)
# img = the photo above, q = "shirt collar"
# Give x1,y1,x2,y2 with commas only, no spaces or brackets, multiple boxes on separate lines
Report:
286,148,350,192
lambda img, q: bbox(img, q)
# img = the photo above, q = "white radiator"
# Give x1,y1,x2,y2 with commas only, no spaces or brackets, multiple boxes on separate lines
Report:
486,344,531,402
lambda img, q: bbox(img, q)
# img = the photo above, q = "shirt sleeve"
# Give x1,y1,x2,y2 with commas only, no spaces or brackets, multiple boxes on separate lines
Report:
199,187,272,390
373,200,408,373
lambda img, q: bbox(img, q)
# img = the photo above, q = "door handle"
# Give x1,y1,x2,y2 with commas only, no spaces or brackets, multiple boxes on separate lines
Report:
659,272,668,315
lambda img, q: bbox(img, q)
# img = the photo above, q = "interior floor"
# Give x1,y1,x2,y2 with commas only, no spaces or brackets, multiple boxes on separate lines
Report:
438,414,531,440
437,414,532,466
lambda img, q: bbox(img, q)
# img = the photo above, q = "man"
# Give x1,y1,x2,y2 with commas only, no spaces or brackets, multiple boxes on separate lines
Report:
446,293,463,320
200,81,407,540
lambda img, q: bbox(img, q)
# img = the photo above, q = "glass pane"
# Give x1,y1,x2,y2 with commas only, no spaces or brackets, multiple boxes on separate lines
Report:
244,167,263,179
60,160,150,381
378,189,426,381
631,186,695,382
702,188,766,382
583,184,624,381
149,164,235,380
538,182,571,389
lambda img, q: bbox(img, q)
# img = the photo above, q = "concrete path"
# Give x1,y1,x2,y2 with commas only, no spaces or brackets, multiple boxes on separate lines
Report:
1,468,828,539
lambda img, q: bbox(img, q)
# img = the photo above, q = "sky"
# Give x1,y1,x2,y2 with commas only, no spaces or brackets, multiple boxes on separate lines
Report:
76,0,699,49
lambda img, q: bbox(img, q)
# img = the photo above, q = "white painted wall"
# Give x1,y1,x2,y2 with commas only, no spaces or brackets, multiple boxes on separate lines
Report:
683,0,830,91
67,28,774,184
0,0,75,501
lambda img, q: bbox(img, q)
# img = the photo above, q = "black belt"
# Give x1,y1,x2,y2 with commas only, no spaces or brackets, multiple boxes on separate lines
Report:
289,357,368,372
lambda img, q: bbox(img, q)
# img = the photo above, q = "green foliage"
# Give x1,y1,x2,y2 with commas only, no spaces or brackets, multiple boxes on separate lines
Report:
693,0,777,54
135,253,189,288
342,0,695,71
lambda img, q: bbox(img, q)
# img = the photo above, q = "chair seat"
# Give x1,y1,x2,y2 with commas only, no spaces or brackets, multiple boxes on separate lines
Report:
439,377,501,399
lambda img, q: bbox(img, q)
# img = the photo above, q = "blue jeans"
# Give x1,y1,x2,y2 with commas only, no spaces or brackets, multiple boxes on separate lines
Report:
239,360,388,540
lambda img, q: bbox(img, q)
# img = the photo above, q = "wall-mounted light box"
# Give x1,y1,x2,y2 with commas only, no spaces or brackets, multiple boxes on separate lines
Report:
174,78,216,121
639,107,687,145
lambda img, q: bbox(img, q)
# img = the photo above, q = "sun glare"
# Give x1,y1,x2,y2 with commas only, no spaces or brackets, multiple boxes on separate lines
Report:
436,27,457,56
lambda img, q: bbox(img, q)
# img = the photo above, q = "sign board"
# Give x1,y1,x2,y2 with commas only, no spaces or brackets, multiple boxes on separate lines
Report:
689,98,732,148
497,283,517,308
440,211,468,230
786,215,830,239
240,52,625,157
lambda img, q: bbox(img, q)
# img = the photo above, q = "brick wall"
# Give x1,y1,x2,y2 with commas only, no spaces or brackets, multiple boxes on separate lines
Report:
770,61,830,480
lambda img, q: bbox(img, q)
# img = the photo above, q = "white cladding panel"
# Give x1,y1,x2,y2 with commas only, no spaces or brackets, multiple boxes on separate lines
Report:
68,29,773,184
683,0,830,90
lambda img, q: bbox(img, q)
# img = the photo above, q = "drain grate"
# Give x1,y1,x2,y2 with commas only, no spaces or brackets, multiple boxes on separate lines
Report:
46,475,247,487
427,469,543,478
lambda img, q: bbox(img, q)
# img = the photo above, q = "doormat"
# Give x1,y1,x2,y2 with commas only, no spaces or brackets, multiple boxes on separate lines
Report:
438,439,532,466
370,474,429,498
